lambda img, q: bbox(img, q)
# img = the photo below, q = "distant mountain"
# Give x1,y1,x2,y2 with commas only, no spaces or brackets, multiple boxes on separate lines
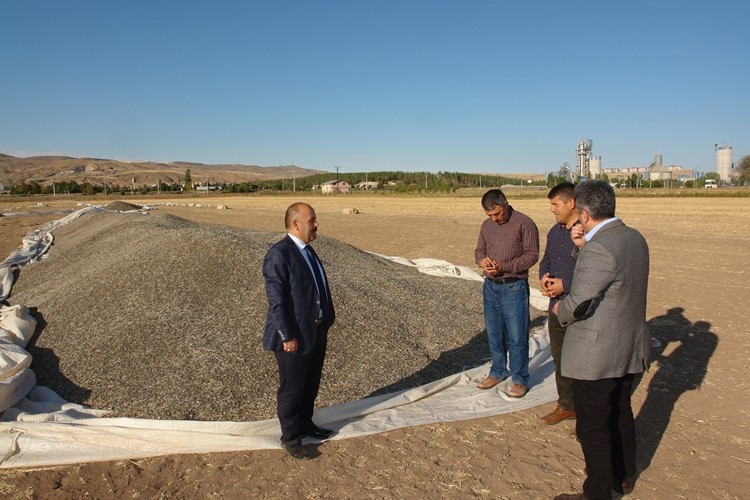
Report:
0,154,328,187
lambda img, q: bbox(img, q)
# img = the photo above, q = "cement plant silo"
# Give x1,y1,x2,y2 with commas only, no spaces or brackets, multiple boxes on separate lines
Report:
715,143,732,182
576,139,593,179
590,155,602,177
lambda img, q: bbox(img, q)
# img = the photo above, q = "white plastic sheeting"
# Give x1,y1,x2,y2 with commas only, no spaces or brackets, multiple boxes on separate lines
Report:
0,305,37,414
0,330,554,468
376,255,550,311
0,207,555,468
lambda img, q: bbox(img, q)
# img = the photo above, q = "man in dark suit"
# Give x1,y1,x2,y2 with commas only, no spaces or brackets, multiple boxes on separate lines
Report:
552,180,650,500
263,202,336,460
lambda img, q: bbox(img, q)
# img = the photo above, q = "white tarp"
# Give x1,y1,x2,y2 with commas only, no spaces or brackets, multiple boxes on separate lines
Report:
0,305,38,414
0,207,556,469
376,255,550,311
0,330,554,468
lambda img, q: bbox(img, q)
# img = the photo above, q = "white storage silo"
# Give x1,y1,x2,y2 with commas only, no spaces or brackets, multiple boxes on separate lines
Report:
590,156,602,177
715,144,732,182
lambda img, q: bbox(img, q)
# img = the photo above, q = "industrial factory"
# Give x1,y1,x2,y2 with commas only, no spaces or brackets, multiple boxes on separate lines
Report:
553,139,735,185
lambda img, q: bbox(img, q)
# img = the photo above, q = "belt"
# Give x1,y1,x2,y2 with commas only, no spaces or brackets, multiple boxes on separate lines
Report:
487,276,522,285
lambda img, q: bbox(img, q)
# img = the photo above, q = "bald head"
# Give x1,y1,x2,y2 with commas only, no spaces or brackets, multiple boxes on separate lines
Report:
285,202,318,243
285,202,312,229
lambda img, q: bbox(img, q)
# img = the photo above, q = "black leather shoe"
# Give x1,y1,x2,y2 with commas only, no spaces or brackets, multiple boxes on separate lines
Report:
282,441,311,460
302,426,337,440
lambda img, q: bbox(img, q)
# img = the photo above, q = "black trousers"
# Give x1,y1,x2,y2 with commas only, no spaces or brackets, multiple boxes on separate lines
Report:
274,322,328,444
572,374,636,500
548,311,575,411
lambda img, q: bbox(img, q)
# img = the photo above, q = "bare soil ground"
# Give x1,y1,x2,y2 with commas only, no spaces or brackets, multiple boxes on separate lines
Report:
1,193,749,499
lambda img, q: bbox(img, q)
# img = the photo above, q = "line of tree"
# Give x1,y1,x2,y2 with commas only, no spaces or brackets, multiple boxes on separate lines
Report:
292,171,537,193
5,171,537,195
737,155,750,185
6,163,747,195
6,180,186,196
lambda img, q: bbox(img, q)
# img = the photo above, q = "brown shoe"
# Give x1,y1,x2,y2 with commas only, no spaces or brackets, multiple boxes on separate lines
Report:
476,375,503,389
553,494,585,500
620,476,635,495
505,383,528,398
541,406,576,425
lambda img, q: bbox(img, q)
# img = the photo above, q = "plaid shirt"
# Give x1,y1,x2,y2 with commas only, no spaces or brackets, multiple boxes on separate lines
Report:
475,206,539,279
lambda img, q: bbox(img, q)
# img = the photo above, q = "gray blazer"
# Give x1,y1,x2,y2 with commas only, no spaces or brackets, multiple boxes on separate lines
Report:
557,219,650,380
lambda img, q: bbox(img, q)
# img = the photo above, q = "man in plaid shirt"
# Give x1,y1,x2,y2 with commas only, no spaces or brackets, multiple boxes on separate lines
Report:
475,189,539,398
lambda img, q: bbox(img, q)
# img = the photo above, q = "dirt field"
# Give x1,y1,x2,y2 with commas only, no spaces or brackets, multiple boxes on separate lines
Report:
1,193,748,499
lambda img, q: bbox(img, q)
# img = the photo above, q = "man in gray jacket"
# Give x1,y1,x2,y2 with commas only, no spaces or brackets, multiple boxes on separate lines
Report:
552,180,650,500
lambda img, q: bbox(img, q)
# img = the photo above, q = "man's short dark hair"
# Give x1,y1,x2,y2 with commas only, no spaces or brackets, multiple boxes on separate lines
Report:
548,182,576,201
573,180,616,220
481,189,508,211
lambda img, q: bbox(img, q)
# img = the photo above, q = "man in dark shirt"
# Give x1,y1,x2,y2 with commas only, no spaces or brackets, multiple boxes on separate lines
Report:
539,182,578,425
475,189,539,398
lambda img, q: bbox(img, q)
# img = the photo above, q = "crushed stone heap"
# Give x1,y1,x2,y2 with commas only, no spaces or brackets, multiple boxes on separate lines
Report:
103,201,142,211
10,211,538,421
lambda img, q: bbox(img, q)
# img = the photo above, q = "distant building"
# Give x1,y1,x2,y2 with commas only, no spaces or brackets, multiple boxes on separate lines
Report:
601,166,647,180
355,181,379,190
646,164,672,181
715,143,732,182
321,180,351,194
666,165,698,183
602,154,699,184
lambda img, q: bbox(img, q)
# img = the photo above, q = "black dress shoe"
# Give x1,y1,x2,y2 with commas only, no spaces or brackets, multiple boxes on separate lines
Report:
302,426,337,440
282,441,311,460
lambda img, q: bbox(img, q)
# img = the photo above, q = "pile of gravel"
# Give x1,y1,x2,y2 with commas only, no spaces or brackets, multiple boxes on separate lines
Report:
104,201,142,211
10,211,541,421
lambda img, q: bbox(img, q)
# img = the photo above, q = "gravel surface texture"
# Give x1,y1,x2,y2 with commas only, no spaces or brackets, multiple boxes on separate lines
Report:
9,210,542,421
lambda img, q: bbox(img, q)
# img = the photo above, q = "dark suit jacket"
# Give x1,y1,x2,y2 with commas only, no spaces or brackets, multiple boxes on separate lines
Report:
557,219,650,380
262,235,335,355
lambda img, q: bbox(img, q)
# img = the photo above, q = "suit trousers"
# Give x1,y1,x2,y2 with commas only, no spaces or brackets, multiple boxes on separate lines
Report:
274,322,329,444
572,374,636,500
548,311,575,411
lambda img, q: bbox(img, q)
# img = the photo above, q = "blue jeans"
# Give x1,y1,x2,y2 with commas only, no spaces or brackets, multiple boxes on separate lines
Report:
483,278,530,386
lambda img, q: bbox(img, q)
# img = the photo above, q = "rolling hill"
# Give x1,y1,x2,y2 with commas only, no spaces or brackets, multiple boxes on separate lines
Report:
0,154,328,188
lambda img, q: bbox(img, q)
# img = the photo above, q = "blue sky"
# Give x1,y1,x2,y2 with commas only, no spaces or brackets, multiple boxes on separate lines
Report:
2,1,747,174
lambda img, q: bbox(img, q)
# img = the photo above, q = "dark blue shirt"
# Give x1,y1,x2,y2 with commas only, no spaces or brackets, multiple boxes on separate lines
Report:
539,222,578,309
